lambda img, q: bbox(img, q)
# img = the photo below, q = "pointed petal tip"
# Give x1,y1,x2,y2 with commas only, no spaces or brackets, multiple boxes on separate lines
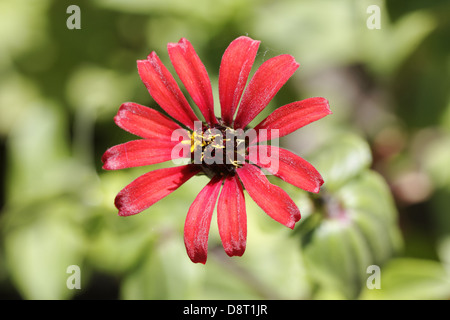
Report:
136,57,151,69
224,246,246,258
117,210,127,217
113,102,132,126
115,192,132,216
146,51,158,60
279,54,300,69
167,41,180,50
101,147,116,170
286,223,295,230
136,59,146,66
166,38,191,55
101,162,112,171
321,97,332,114
287,212,301,229
185,244,208,264
137,55,156,73
234,36,261,48
188,250,208,264
118,101,132,109
191,257,207,264
115,190,148,217
171,37,189,46
116,204,132,217
311,186,321,194
314,177,325,193
311,97,332,114
309,173,325,194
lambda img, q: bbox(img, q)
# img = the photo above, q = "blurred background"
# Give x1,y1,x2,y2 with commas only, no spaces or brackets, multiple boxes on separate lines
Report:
1,0,449,300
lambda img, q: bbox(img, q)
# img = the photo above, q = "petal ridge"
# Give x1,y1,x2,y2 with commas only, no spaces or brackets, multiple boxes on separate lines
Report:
253,97,331,143
237,164,300,229
234,54,299,129
114,102,183,140
217,174,247,257
115,165,200,216
247,145,324,193
168,38,217,125
102,139,185,170
137,52,199,129
184,175,223,264
219,36,260,125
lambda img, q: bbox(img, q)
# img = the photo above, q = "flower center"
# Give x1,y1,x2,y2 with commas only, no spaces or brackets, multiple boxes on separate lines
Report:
190,123,248,177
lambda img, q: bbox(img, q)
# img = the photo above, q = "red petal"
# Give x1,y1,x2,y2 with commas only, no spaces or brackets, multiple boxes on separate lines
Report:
114,102,184,141
219,36,260,126
168,38,217,125
253,97,332,143
247,145,324,193
137,52,199,129
217,174,247,257
184,175,223,264
115,165,200,216
233,54,299,129
237,164,300,229
102,139,186,170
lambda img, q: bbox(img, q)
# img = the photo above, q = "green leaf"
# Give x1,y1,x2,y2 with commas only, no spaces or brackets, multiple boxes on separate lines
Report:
310,132,372,192
303,219,372,299
423,134,450,189
120,233,204,300
2,198,86,299
359,258,450,300
338,171,403,262
227,217,310,299
85,211,156,275
6,102,70,205
301,170,402,298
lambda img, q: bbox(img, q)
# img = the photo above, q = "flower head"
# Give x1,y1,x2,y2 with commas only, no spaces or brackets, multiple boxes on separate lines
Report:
102,36,331,264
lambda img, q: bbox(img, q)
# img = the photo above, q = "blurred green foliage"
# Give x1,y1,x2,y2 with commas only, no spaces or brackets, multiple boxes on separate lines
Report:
1,0,449,299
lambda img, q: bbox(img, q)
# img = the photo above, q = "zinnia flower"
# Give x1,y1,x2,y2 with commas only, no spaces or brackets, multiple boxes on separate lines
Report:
102,36,331,264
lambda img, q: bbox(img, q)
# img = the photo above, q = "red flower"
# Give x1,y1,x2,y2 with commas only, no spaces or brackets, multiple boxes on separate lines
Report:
102,36,331,264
